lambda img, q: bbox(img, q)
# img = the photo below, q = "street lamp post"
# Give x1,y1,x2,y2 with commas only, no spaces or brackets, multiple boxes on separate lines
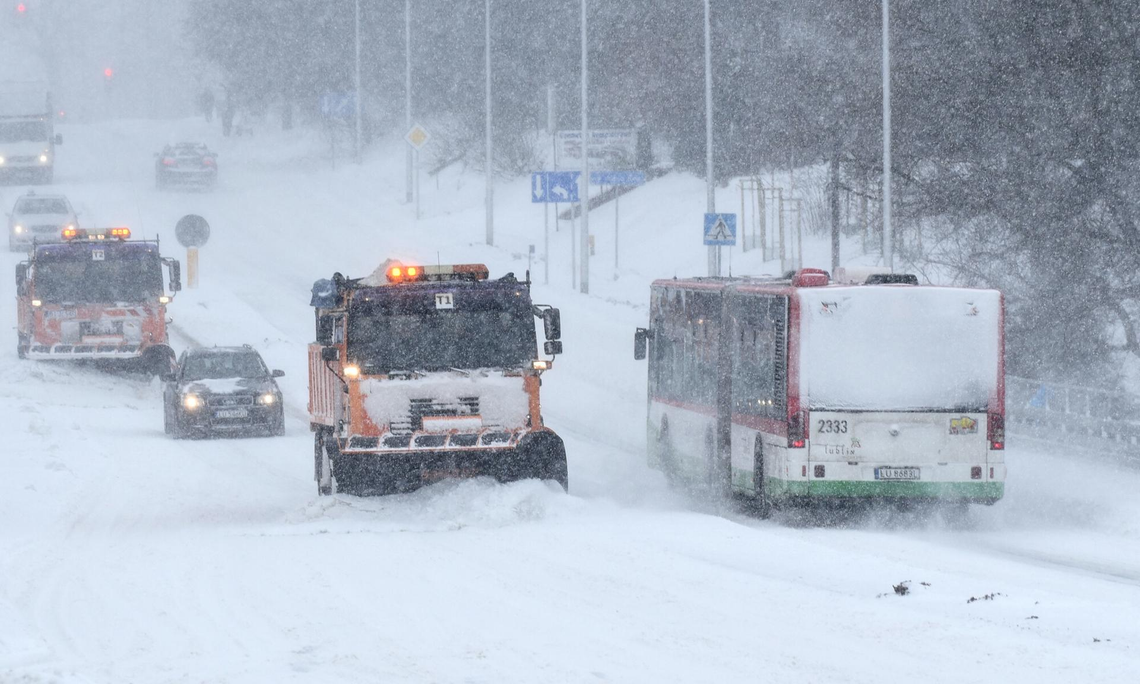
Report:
485,0,494,246
353,0,362,164
882,0,893,271
405,0,413,203
704,0,718,277
579,0,590,294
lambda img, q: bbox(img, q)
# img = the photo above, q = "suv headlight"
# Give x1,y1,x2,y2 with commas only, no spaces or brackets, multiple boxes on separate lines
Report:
39,154,49,164
13,225,24,234
257,392,277,405
182,394,202,410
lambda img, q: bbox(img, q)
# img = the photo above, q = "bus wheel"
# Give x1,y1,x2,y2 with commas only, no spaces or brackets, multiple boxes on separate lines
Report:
705,429,730,499
753,438,772,519
656,419,681,488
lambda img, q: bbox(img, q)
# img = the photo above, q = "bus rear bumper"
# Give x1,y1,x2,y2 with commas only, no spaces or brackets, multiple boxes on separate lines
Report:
769,478,1004,504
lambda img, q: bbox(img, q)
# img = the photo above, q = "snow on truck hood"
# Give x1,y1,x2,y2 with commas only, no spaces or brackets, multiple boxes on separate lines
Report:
361,371,529,431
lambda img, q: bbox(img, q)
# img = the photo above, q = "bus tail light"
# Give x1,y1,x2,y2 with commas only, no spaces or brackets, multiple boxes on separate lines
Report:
788,410,807,448
988,412,1004,450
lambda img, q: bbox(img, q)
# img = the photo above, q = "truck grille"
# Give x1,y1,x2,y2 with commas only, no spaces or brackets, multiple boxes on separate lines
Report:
391,396,480,432
208,394,254,407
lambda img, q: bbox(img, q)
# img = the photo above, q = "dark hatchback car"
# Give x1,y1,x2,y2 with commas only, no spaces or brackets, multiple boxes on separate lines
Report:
155,142,217,190
163,346,285,438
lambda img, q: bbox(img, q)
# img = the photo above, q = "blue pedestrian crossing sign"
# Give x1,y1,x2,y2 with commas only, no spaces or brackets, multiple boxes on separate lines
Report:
703,213,737,246
531,171,581,203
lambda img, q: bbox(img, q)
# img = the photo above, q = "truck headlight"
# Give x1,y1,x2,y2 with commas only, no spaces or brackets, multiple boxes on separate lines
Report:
14,225,24,234
39,154,49,163
182,394,202,410
0,156,5,165
257,392,276,405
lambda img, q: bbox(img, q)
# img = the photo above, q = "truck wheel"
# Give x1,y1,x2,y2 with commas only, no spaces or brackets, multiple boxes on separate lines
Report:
163,402,173,435
141,345,176,376
519,431,568,492
17,334,28,360
316,432,335,496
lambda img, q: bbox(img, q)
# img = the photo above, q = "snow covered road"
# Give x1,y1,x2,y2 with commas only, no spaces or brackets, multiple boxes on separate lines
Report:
2,120,1139,683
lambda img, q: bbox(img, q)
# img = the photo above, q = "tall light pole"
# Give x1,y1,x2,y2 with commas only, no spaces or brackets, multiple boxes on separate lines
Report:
485,0,494,245
404,0,413,203
704,0,718,277
881,0,893,271
353,0,362,163
579,0,590,293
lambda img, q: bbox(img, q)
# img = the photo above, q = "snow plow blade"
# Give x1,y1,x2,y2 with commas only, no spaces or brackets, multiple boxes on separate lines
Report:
327,431,568,496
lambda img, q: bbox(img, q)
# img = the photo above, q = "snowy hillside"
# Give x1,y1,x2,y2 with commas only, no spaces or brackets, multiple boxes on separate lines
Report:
1,119,1139,684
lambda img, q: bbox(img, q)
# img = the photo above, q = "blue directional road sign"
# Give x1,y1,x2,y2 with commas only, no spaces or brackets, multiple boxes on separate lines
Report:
531,171,581,203
590,170,646,186
703,213,737,246
320,91,356,122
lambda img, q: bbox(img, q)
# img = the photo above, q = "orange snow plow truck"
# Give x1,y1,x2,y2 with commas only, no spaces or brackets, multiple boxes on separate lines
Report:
308,260,567,496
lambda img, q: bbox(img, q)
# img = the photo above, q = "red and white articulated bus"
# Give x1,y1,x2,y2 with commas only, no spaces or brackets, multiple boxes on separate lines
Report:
633,268,1005,513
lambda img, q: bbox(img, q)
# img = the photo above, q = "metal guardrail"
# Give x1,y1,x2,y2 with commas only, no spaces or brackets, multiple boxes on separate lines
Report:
1007,376,1140,458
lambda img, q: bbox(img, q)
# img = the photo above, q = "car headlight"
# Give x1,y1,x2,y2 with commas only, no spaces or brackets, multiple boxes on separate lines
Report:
14,225,24,234
182,394,202,410
0,156,5,165
39,154,49,164
257,392,277,405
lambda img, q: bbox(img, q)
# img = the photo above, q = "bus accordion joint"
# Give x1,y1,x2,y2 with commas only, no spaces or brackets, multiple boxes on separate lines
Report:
787,410,807,448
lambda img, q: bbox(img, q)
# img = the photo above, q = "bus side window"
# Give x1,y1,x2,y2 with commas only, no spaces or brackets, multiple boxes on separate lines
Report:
731,298,780,417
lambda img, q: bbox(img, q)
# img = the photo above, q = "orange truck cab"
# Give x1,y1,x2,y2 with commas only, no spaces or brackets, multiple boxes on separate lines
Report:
307,260,566,496
15,227,181,375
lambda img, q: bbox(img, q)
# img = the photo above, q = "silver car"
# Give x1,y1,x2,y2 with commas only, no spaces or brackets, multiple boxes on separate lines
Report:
7,191,78,251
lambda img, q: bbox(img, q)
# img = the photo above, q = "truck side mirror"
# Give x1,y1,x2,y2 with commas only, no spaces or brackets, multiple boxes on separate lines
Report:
316,314,335,345
54,133,63,145
544,340,563,356
169,260,182,292
321,346,340,362
15,264,28,296
634,327,650,360
543,308,561,341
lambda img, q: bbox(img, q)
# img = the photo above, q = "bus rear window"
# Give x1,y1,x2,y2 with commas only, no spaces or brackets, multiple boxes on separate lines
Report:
799,288,1001,412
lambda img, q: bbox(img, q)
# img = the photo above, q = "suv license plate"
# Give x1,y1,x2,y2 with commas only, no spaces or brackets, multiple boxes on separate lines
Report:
875,467,920,481
215,408,248,419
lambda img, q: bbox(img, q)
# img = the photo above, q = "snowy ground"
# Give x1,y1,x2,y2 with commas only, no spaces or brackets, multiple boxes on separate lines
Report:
2,118,1139,684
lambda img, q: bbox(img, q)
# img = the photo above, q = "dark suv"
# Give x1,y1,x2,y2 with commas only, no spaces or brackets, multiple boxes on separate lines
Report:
163,346,285,438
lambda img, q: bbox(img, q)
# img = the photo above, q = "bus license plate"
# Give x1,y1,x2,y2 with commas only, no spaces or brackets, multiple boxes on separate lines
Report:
215,408,248,419
875,467,920,481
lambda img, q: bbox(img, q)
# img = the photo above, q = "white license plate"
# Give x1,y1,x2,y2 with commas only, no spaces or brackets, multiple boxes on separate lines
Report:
215,408,248,419
875,467,920,481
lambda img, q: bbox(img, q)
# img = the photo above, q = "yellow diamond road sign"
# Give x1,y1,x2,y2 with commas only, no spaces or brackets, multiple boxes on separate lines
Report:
405,124,430,149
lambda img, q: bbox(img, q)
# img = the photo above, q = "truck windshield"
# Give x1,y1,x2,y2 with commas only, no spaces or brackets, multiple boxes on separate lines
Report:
347,288,536,372
34,252,164,304
0,121,47,143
